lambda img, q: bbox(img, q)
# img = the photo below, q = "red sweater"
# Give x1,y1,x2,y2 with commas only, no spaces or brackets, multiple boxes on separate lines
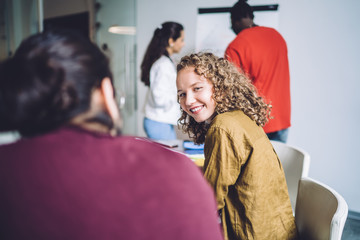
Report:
0,126,223,240
225,26,291,133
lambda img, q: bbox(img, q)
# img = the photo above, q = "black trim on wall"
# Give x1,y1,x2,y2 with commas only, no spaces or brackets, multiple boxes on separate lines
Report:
198,4,278,14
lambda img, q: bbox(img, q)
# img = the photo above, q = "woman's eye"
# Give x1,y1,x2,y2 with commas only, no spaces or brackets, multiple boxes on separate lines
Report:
178,93,185,98
194,87,202,91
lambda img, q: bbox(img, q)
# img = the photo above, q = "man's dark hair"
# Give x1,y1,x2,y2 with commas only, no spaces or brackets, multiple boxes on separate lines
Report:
230,0,254,21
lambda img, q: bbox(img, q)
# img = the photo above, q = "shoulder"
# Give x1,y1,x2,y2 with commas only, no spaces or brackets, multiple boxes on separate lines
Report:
115,136,188,163
150,56,175,77
205,111,255,165
119,137,218,204
262,26,284,36
206,111,246,142
227,32,249,48
234,26,281,38
259,26,281,33
208,110,264,141
253,26,286,41
226,29,254,53
210,111,250,131
114,137,206,179
152,55,174,69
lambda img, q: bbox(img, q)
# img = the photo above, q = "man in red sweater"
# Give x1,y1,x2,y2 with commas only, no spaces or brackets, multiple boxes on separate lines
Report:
225,0,291,143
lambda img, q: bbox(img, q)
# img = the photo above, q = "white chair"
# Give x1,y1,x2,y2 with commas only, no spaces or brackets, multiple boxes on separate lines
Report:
270,140,310,213
295,177,348,240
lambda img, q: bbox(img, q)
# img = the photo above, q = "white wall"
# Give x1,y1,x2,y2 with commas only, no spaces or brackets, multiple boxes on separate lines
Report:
281,0,360,213
137,0,360,212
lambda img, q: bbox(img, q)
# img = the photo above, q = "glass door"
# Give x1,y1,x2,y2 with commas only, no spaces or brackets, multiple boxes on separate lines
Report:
0,0,42,61
95,0,137,136
0,0,41,145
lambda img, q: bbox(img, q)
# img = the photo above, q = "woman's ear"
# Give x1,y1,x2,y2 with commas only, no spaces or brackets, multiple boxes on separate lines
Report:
168,38,174,47
100,77,120,122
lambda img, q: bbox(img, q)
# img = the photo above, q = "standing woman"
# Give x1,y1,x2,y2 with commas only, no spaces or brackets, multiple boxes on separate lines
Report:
141,21,185,140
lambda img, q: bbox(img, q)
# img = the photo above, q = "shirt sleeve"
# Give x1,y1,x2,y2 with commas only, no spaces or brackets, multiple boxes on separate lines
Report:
203,126,241,210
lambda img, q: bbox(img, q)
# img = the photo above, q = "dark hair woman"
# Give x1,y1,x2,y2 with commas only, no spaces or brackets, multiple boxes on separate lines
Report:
140,21,185,140
0,29,119,137
0,30,224,240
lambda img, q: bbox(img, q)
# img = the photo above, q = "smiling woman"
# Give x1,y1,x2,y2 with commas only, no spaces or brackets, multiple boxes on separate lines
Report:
176,52,298,240
176,52,270,144
176,66,216,123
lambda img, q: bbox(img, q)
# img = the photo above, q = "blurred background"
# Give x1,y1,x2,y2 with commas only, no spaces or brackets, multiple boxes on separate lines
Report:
1,0,360,224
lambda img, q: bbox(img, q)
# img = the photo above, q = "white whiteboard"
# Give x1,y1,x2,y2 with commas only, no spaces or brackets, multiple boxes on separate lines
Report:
195,9,279,57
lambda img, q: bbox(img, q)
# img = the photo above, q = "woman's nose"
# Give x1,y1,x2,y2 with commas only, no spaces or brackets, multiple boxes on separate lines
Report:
185,92,196,106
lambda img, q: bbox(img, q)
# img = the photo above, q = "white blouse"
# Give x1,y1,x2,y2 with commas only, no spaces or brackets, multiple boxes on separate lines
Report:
144,55,180,125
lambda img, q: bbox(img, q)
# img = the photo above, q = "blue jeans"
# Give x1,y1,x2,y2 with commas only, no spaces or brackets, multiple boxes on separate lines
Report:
143,117,176,140
266,128,289,143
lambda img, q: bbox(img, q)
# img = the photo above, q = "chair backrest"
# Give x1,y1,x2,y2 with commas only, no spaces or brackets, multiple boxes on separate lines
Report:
270,140,310,213
295,177,348,240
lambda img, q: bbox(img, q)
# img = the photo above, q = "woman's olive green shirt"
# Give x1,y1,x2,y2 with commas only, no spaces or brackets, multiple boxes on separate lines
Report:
204,111,297,240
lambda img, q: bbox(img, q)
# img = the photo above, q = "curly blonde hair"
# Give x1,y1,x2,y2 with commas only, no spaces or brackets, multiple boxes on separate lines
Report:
177,52,271,144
